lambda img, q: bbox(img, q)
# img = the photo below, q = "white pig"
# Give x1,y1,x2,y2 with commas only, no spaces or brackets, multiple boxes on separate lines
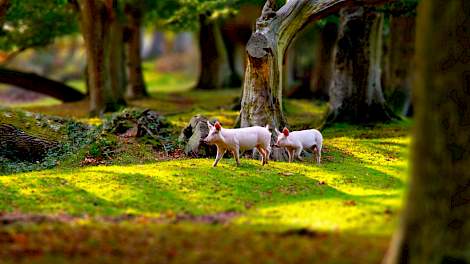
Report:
274,127,323,164
203,121,271,167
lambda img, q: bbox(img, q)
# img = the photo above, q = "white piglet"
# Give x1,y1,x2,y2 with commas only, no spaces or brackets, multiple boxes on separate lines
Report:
203,121,271,167
275,127,323,164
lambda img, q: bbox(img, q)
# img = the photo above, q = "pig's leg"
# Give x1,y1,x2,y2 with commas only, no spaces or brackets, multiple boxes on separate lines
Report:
265,146,271,163
213,147,226,167
312,146,318,163
295,148,304,161
286,148,293,163
316,146,322,164
256,147,266,165
234,146,241,166
261,148,268,165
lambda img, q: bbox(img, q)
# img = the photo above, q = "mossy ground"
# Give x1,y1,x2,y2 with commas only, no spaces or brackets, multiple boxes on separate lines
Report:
0,69,411,263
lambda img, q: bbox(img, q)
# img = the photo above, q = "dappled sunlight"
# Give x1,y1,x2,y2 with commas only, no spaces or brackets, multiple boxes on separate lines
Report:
0,136,408,233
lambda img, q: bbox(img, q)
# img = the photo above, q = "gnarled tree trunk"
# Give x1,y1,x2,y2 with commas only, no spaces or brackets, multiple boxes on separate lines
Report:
125,4,148,100
78,0,126,116
327,6,394,124
194,15,232,90
0,68,85,102
240,0,392,130
383,1,470,263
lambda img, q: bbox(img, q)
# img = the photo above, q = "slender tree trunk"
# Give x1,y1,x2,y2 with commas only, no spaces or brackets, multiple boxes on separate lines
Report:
143,30,164,60
310,21,338,100
0,68,85,102
125,4,148,99
286,26,318,99
383,1,470,263
327,6,394,124
221,29,242,88
0,0,10,29
78,0,126,116
109,17,127,103
384,15,416,116
194,15,232,90
240,0,392,130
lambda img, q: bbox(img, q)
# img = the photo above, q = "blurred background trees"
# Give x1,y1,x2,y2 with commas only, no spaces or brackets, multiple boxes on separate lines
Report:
0,0,419,124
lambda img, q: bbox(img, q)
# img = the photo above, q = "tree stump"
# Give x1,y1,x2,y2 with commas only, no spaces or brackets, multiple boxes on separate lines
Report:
179,115,217,157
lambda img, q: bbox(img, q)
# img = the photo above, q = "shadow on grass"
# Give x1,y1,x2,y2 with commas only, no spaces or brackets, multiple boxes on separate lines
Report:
0,154,404,218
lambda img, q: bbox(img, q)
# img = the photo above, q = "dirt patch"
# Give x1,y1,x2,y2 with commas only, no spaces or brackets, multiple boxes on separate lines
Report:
0,211,240,226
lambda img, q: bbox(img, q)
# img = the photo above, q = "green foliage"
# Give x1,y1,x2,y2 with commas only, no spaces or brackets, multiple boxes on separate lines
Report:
0,108,99,174
0,0,78,51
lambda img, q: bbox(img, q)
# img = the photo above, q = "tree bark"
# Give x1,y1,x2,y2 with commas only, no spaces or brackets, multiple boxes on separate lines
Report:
240,0,393,130
310,21,338,100
194,15,232,90
0,68,85,102
383,1,470,263
124,4,148,100
383,15,416,116
78,0,126,116
327,6,394,124
0,124,58,162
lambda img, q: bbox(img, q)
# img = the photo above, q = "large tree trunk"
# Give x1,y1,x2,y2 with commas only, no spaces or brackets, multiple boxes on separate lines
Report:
194,15,232,90
383,1,470,263
78,0,126,116
327,6,394,124
240,0,392,130
310,21,338,100
383,15,416,116
0,68,85,102
125,4,148,100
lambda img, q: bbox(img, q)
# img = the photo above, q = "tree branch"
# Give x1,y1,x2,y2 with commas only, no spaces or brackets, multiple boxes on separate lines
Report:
0,68,85,102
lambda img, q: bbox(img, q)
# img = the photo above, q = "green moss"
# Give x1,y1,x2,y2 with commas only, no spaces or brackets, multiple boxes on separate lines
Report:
0,107,67,141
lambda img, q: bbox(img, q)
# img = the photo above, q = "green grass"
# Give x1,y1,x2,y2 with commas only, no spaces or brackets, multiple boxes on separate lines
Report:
0,124,409,234
0,69,412,263
0,123,409,263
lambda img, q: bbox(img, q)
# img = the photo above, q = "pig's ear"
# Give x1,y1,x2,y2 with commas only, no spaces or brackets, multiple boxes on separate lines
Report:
214,121,222,131
207,121,213,129
282,127,289,137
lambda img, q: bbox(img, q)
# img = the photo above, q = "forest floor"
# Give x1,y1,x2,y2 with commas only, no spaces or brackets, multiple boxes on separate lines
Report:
0,68,411,263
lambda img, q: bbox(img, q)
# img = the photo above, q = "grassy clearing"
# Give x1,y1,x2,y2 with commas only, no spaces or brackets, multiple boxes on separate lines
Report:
0,126,409,234
0,71,412,263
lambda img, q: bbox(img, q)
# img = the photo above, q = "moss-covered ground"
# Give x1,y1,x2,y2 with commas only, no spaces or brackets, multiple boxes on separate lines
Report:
0,69,411,263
